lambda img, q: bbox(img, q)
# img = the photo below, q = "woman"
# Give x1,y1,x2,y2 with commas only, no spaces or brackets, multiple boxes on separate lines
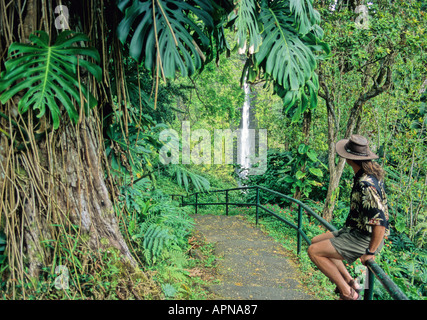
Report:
307,134,389,300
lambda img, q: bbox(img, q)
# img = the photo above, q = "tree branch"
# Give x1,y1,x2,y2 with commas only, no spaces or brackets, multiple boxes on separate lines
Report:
318,72,338,132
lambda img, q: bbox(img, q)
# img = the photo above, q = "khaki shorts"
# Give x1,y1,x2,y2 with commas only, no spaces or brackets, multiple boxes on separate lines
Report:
330,227,384,264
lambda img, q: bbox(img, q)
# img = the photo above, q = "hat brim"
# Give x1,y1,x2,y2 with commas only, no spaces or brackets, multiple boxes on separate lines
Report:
335,139,379,160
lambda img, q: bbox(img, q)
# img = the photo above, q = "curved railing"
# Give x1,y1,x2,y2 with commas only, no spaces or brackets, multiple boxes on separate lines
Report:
170,185,409,300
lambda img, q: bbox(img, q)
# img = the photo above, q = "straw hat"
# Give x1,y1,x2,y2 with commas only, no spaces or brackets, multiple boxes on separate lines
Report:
335,134,379,160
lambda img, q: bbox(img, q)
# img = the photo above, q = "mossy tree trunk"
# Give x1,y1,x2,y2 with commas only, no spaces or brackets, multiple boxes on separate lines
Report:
0,0,142,297
20,115,137,279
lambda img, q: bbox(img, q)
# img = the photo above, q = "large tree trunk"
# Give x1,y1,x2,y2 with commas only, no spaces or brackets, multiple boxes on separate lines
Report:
57,117,136,264
20,116,137,279
0,0,150,298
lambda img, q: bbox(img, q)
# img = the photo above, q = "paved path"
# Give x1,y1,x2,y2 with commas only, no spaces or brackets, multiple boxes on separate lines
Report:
191,214,317,300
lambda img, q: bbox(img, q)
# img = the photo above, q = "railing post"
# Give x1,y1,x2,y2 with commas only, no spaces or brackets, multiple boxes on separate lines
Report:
255,187,260,225
364,266,375,300
225,190,229,216
297,205,303,255
195,193,198,214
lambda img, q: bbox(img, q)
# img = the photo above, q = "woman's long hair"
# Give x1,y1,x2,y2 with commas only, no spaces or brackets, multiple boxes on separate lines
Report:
354,160,385,181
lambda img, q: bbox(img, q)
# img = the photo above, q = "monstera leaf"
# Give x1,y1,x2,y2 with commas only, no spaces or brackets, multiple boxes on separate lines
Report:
116,0,329,120
289,0,321,36
0,30,102,130
232,0,262,53
117,0,214,79
256,3,316,91
254,0,328,121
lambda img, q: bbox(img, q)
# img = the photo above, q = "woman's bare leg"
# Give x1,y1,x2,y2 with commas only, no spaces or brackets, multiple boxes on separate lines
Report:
311,232,355,285
307,239,356,297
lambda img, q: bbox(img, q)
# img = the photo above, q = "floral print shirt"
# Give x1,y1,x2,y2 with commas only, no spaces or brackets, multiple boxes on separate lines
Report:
345,169,390,236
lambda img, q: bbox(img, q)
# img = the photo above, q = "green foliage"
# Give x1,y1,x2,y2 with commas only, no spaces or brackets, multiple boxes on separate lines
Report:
116,0,329,120
117,0,214,78
0,30,101,129
105,117,166,177
235,0,330,121
123,186,193,258
375,231,427,300
383,113,427,247
166,165,211,193
104,74,171,181
5,227,162,300
243,149,294,202
169,44,245,128
289,0,321,36
233,0,262,52
278,143,327,198
119,184,205,298
0,231,6,267
112,61,181,124
241,145,327,206
119,177,152,217
129,196,194,266
255,1,326,120
161,283,178,298
141,224,174,264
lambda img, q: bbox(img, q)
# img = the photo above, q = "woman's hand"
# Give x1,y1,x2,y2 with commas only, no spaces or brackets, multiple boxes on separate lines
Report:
360,254,375,266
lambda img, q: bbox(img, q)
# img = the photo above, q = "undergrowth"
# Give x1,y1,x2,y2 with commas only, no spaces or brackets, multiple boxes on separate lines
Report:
118,176,218,300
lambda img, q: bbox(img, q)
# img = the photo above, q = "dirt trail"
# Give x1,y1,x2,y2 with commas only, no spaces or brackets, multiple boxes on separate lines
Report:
191,214,317,300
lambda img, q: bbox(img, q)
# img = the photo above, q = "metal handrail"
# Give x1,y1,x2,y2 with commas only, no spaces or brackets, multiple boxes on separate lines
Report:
171,185,409,300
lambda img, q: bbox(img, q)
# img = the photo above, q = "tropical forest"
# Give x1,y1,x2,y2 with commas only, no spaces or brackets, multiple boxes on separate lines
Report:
0,0,426,302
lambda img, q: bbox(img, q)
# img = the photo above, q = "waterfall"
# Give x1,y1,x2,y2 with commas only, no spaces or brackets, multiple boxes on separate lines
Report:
238,74,251,181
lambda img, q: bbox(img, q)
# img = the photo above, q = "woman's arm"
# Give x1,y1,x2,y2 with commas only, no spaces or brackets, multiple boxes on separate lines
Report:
360,225,385,265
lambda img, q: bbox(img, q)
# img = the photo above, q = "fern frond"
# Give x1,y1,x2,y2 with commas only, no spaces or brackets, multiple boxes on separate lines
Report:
141,223,176,265
168,165,210,192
